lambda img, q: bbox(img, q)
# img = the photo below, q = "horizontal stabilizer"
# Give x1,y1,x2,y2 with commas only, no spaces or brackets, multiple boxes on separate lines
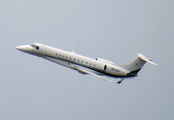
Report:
138,53,158,66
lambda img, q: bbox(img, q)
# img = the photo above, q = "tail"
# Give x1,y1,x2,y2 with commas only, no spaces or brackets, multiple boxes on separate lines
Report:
119,53,158,76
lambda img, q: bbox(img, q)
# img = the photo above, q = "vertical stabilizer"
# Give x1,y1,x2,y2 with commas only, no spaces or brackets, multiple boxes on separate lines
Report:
118,54,157,75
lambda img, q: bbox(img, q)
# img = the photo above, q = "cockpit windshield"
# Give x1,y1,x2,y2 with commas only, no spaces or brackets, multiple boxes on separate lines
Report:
30,44,36,48
35,46,39,50
30,44,39,50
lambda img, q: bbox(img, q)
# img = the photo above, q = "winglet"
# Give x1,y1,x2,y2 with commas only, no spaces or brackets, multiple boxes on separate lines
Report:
138,53,158,66
72,45,80,53
117,78,124,84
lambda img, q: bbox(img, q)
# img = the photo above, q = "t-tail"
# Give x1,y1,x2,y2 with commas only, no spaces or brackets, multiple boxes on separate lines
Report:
119,53,158,76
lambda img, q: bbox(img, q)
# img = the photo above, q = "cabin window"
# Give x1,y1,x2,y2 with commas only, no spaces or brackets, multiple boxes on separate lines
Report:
86,62,88,64
62,55,64,58
59,54,61,57
94,64,96,67
90,63,92,65
56,53,58,56
78,60,80,62
74,59,76,61
66,56,68,59
81,61,83,63
70,57,72,60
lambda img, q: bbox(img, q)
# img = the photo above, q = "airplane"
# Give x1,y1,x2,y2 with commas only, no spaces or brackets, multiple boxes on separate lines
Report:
16,43,158,84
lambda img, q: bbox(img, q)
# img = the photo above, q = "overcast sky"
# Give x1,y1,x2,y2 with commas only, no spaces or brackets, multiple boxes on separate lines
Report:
0,0,174,120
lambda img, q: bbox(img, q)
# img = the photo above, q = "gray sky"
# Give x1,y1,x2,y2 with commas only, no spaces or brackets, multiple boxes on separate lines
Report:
0,0,174,120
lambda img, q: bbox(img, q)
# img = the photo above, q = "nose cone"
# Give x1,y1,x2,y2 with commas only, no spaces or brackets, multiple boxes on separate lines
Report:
16,46,21,50
16,45,28,52
16,46,24,51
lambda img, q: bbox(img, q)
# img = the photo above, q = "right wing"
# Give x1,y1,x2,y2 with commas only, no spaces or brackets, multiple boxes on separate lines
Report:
73,66,117,84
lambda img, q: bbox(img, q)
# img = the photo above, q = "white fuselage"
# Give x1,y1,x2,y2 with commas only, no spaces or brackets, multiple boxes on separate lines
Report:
16,43,130,78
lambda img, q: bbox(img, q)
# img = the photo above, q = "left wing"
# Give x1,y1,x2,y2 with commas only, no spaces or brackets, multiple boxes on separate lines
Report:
73,66,117,84
72,45,80,53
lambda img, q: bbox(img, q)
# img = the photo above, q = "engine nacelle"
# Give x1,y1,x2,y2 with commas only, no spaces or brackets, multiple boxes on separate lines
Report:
96,58,115,65
78,70,88,75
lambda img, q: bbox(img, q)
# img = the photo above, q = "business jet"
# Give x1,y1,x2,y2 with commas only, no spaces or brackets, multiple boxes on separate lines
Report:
16,43,158,84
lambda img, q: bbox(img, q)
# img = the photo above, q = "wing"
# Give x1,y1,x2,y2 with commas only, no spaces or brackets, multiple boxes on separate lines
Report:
72,45,80,53
73,67,117,84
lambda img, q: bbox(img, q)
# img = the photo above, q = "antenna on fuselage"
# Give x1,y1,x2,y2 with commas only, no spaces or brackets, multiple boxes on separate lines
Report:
72,45,80,53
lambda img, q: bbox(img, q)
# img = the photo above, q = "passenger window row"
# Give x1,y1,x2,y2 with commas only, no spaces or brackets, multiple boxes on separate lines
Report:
56,53,96,67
